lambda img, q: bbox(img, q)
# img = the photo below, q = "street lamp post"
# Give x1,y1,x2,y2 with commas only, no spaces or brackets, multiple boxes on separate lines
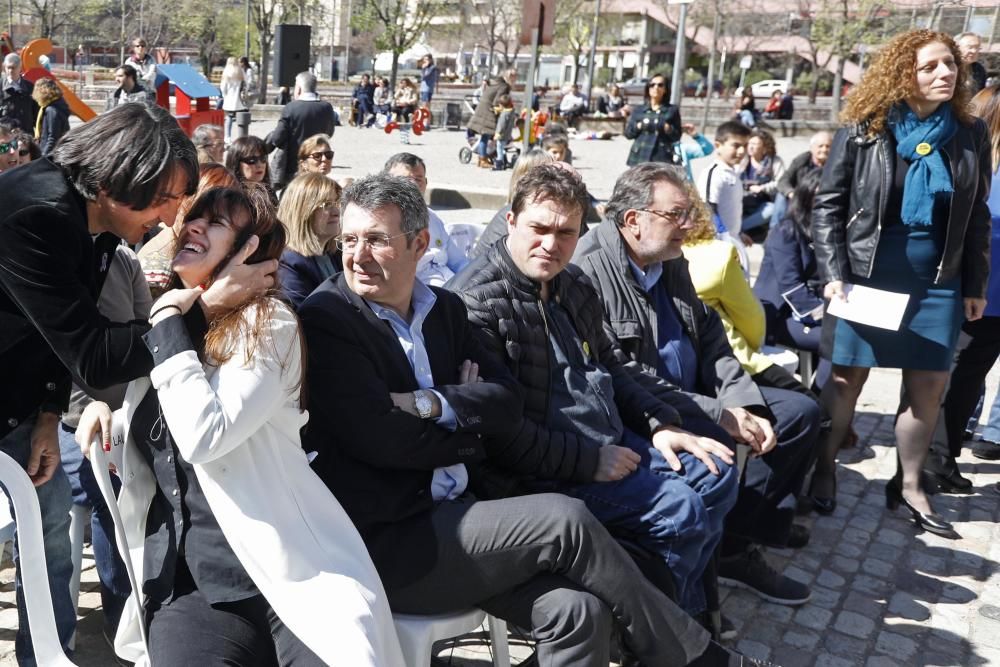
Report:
585,0,601,111
669,0,693,106
245,0,251,59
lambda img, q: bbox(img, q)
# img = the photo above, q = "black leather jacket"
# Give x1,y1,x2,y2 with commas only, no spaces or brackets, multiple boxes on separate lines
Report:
812,119,991,299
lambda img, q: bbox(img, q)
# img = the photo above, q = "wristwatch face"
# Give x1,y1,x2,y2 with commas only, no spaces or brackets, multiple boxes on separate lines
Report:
415,390,433,418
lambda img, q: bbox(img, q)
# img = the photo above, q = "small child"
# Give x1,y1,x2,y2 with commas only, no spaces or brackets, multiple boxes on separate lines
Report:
696,120,751,270
542,134,569,163
493,94,516,171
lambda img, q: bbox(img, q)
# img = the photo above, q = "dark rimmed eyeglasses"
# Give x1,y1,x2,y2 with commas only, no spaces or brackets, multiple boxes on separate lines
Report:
239,156,265,166
334,231,409,252
307,150,334,162
637,207,692,225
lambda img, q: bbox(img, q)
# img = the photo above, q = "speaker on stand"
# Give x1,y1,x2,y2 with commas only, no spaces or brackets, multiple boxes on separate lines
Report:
273,24,312,89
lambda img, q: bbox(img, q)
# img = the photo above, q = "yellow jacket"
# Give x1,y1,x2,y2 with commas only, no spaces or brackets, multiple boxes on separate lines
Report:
683,240,773,375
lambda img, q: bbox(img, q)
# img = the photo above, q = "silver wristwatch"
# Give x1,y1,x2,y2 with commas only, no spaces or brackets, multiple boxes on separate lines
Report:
414,390,434,419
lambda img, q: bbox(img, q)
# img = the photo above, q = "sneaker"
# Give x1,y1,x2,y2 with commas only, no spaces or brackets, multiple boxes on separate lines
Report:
973,439,1000,460
718,546,812,606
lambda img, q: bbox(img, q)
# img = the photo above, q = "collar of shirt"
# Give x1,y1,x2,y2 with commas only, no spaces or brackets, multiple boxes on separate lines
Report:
628,258,663,293
364,279,437,385
298,92,320,101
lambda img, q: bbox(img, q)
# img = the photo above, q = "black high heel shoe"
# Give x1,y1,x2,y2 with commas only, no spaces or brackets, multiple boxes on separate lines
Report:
885,480,960,539
807,471,837,516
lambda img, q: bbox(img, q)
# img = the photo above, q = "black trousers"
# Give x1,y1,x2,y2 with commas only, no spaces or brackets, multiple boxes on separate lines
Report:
146,567,324,667
368,493,710,667
939,316,1000,459
723,384,821,547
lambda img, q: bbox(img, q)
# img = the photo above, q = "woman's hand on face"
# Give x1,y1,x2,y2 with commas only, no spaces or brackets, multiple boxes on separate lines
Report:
76,402,113,458
199,235,277,318
965,297,987,321
824,280,847,302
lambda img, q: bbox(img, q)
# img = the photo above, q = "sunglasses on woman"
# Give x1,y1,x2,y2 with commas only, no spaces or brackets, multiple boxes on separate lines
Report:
239,156,265,166
0,141,16,154
307,150,334,162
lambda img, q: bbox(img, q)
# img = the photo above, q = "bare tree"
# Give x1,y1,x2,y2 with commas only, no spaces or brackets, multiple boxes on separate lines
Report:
353,0,445,89
251,0,283,103
470,0,523,72
805,0,884,116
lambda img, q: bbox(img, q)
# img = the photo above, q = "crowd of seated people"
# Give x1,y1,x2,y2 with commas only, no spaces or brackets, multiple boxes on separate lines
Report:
3,41,995,665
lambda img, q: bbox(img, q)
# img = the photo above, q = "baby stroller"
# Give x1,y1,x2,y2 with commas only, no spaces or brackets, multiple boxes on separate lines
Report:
458,135,520,168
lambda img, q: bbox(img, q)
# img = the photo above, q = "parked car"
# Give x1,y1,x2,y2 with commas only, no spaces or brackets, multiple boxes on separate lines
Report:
735,79,788,98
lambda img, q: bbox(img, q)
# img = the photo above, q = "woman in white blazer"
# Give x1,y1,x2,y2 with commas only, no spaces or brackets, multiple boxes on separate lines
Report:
77,184,403,667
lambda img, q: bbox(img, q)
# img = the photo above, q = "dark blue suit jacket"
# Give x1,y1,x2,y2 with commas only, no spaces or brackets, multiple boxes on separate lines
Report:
278,249,342,310
753,220,824,325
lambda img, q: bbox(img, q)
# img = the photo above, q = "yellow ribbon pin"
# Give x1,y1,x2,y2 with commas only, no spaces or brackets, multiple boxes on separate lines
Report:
582,341,591,359
915,142,932,156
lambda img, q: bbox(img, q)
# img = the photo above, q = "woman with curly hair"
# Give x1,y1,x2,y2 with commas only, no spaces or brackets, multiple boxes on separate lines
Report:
810,29,990,536
32,77,70,155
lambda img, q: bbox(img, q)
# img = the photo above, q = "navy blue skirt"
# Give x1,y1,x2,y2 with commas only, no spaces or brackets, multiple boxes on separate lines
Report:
831,223,962,370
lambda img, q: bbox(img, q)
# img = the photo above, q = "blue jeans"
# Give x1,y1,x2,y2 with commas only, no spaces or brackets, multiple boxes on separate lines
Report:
770,193,789,228
58,423,130,631
559,428,739,614
0,415,75,665
742,201,774,232
981,390,1000,443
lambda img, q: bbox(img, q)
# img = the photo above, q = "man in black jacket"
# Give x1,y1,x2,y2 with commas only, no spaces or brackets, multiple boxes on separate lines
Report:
0,103,275,664
574,163,821,607
449,164,742,621
300,173,762,667
266,71,336,188
0,53,38,132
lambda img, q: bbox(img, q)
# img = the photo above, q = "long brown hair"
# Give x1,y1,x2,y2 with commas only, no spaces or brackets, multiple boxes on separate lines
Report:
842,29,973,137
971,84,1000,171
172,185,290,373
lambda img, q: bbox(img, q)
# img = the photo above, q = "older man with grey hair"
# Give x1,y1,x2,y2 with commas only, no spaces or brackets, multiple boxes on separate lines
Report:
191,123,225,163
956,31,987,93
1,52,38,132
770,130,833,227
266,70,336,188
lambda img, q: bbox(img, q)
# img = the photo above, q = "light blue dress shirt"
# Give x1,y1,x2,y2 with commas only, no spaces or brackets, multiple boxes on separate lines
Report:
365,280,468,501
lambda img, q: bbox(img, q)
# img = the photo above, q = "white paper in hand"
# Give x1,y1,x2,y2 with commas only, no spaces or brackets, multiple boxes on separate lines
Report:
827,284,909,331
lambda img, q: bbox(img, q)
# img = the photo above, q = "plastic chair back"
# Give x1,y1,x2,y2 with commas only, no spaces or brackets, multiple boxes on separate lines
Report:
393,609,509,667
0,451,76,666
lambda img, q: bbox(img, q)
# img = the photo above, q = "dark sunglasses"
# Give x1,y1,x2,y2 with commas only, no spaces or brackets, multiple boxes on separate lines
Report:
0,141,15,154
307,150,334,161
239,156,265,166
649,81,667,88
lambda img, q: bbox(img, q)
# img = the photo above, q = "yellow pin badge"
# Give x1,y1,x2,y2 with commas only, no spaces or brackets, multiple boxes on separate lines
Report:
582,341,591,360
915,142,932,156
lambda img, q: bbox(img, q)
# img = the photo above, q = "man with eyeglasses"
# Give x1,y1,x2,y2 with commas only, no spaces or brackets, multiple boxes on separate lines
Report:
300,172,770,667
573,163,821,612
123,37,156,87
449,164,744,631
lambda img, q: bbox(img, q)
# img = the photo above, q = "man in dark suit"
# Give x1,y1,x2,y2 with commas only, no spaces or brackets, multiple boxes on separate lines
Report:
0,103,275,664
266,71,336,188
0,52,38,132
299,173,760,667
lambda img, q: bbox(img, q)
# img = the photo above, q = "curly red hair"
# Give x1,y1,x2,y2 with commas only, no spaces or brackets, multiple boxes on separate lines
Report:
842,29,973,136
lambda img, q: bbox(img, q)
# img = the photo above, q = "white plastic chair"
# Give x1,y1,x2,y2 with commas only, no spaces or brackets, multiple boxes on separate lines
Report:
761,345,800,373
393,609,510,667
66,504,89,650
0,497,17,563
0,450,76,666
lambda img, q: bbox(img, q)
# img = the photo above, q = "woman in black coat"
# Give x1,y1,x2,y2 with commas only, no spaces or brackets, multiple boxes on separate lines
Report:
624,72,681,166
467,69,517,168
32,77,70,156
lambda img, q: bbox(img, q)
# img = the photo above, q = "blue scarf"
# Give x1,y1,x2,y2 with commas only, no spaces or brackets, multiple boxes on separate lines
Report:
889,103,957,227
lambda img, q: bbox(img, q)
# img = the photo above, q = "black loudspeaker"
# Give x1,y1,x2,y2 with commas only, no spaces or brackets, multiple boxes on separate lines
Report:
273,24,311,89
